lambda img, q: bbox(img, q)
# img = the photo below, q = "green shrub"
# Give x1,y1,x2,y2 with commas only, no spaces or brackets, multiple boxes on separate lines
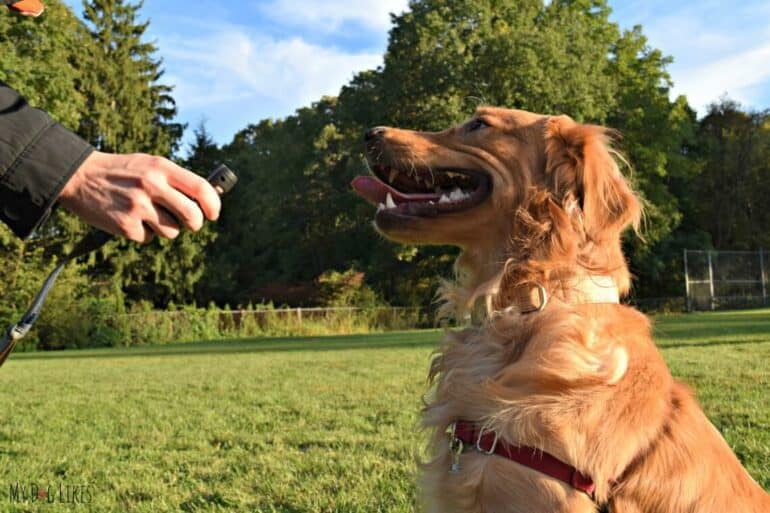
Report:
27,303,429,350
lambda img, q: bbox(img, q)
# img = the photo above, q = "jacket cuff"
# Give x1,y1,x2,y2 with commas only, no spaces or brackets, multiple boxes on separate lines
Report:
0,122,93,239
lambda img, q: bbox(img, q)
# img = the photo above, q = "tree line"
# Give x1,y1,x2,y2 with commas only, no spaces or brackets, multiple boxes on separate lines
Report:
1,0,769,347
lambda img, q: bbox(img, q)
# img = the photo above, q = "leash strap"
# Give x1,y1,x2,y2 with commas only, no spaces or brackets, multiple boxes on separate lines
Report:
0,164,238,367
0,230,112,364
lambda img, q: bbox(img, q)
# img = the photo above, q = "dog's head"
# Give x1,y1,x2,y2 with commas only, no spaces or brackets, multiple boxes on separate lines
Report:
352,107,641,298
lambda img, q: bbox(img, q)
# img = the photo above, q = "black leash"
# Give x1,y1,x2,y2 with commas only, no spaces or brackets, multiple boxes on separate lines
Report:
0,164,238,367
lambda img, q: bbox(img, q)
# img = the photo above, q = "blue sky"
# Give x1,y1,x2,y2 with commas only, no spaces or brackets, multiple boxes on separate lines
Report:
64,1,770,150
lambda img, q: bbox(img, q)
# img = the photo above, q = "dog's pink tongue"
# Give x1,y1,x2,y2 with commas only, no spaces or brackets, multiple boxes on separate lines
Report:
351,176,440,205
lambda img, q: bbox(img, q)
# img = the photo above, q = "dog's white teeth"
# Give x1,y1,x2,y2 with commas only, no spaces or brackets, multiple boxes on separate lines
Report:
439,194,451,204
378,203,385,212
389,169,399,183
386,192,397,209
449,188,465,201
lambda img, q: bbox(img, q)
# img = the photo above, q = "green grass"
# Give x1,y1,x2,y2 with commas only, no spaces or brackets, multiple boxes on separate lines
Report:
0,310,768,511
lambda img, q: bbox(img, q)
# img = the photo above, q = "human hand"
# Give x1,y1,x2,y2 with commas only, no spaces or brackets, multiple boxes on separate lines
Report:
58,151,221,243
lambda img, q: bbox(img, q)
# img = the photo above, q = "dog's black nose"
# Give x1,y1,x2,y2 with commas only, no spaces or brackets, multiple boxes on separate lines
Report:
364,126,386,142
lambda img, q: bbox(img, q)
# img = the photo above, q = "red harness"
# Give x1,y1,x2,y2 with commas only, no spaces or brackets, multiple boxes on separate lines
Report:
450,421,597,497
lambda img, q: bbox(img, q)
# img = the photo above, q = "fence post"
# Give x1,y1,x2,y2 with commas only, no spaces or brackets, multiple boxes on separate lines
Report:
760,248,767,305
297,307,302,328
683,250,691,312
707,251,716,311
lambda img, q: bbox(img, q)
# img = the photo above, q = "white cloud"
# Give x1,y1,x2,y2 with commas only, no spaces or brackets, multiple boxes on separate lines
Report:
672,43,770,112
258,0,409,31
623,2,770,114
160,27,382,111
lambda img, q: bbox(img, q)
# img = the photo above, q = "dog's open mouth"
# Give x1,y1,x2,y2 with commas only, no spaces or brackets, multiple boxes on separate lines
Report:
352,164,491,217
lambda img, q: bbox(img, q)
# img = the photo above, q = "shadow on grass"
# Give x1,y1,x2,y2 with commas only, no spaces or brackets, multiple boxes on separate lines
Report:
8,330,444,363
653,310,770,342
659,338,770,350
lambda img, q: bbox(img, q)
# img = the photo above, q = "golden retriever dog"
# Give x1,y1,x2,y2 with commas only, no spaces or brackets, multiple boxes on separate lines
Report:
352,107,770,513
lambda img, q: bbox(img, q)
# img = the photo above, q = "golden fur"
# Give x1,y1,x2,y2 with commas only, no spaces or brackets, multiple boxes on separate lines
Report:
363,107,770,512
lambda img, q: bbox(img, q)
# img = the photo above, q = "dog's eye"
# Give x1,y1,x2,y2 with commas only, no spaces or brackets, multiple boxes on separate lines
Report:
467,119,490,132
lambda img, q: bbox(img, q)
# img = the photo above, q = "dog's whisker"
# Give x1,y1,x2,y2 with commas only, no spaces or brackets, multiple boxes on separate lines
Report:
412,150,436,187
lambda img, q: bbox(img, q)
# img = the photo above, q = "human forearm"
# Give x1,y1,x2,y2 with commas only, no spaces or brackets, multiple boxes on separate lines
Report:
0,80,93,238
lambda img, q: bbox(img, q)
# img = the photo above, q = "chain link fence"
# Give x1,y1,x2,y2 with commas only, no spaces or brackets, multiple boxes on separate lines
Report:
684,249,769,311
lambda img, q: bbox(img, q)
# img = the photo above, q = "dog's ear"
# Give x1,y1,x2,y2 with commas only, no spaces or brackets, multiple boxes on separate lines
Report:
545,116,641,240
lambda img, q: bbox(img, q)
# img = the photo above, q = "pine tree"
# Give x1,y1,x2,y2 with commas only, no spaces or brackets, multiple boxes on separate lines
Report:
185,121,223,174
77,0,182,155
74,0,210,307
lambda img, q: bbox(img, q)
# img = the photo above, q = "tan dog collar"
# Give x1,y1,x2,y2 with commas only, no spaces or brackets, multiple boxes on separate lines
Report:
470,275,619,324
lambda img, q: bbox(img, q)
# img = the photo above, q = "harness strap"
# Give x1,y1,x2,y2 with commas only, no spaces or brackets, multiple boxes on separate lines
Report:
451,420,597,497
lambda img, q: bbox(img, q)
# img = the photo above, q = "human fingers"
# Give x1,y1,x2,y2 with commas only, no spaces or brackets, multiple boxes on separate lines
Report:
118,215,154,244
155,158,221,221
142,203,182,240
150,183,205,233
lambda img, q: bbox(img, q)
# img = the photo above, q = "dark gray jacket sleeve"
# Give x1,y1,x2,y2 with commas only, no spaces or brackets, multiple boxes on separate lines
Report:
0,80,94,239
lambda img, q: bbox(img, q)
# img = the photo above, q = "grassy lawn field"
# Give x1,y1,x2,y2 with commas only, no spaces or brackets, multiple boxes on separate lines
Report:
0,309,768,512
